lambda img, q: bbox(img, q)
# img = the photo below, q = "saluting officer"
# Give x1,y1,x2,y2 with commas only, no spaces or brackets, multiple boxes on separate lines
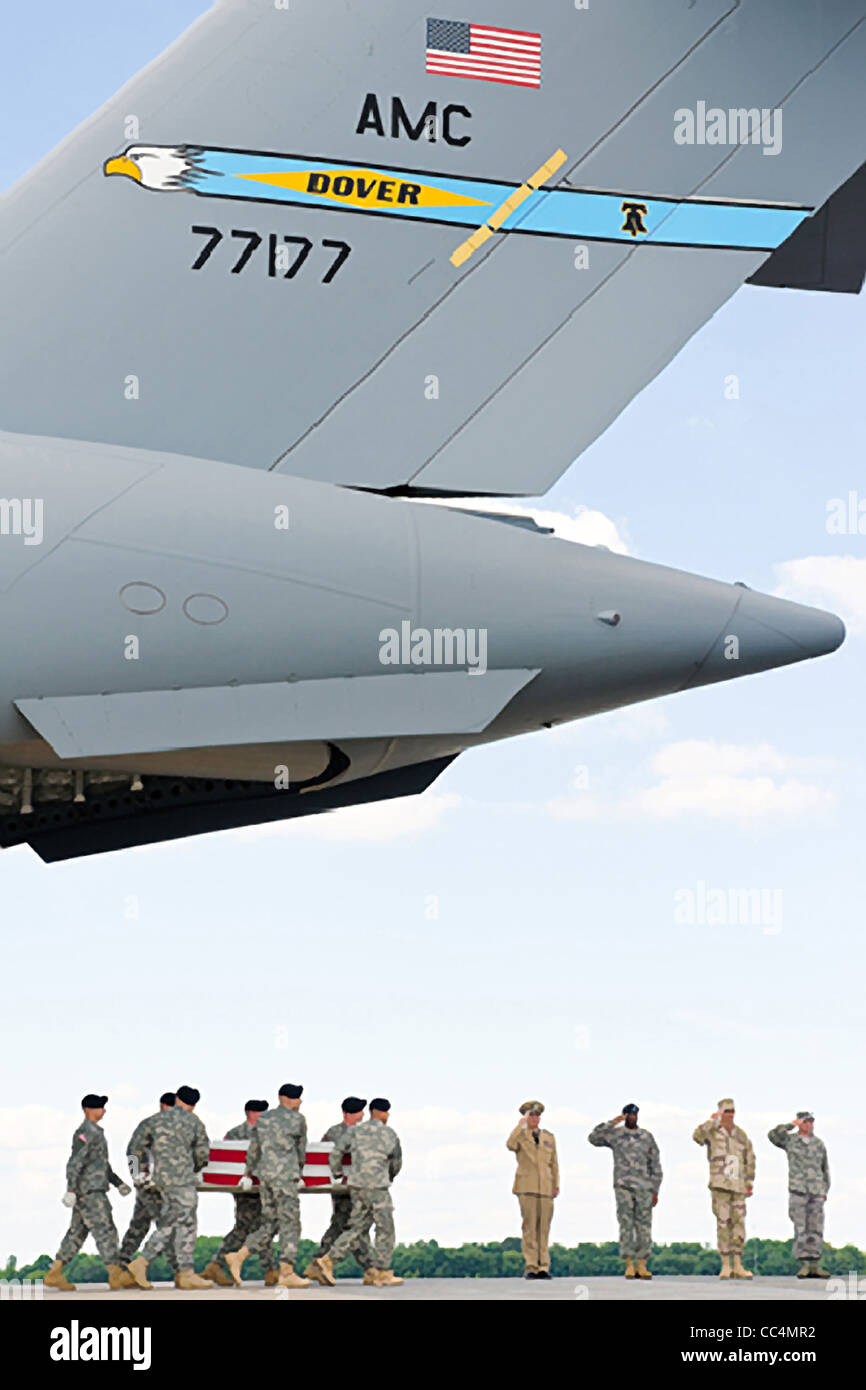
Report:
507,1101,559,1280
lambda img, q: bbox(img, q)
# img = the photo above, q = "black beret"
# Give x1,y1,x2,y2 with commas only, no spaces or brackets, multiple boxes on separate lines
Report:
278,1083,303,1099
176,1085,200,1106
341,1097,367,1114
245,1099,268,1113
622,1103,639,1115
81,1094,108,1109
369,1097,391,1112
160,1092,176,1107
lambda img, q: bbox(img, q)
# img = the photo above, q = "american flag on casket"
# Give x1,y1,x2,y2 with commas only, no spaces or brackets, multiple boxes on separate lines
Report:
198,1140,350,1193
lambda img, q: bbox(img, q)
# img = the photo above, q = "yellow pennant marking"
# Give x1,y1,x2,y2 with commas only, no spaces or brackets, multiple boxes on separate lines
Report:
240,167,490,211
451,149,568,268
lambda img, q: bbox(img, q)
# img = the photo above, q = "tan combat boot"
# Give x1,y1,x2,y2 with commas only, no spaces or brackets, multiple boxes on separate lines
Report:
308,1253,336,1286
175,1268,214,1289
636,1259,652,1280
624,1258,636,1279
107,1264,135,1290
264,1268,280,1287
127,1256,152,1290
224,1245,251,1287
797,1260,811,1278
277,1263,310,1289
719,1255,732,1279
732,1255,753,1280
363,1268,382,1285
44,1260,75,1291
375,1270,404,1287
202,1260,234,1288
810,1262,830,1278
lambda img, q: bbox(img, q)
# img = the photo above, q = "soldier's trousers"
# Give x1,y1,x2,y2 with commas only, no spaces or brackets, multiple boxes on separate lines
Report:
119,1187,175,1269
141,1184,198,1269
789,1192,825,1260
57,1191,121,1266
517,1194,554,1274
313,1193,374,1269
711,1189,747,1255
328,1187,395,1270
246,1182,301,1267
614,1187,653,1260
216,1193,276,1270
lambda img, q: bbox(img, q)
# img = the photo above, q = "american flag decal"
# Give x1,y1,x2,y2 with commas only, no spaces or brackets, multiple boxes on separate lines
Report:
426,18,542,89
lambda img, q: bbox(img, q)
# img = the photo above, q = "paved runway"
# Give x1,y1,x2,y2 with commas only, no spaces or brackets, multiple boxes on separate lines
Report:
40,1276,833,1301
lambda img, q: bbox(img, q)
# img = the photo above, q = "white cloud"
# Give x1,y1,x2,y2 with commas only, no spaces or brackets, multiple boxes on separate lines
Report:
549,740,834,826
774,555,866,636
231,792,462,845
416,498,629,554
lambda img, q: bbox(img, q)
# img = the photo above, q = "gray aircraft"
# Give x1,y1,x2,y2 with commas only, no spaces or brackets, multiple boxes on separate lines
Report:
1,0,864,861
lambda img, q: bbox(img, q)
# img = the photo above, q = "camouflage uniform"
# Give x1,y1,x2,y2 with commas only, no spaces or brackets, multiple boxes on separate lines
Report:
588,1121,662,1260
326,1119,402,1270
311,1121,374,1270
243,1107,307,1267
213,1121,277,1272
768,1125,830,1261
131,1107,210,1269
119,1112,174,1270
693,1119,755,1255
57,1117,124,1266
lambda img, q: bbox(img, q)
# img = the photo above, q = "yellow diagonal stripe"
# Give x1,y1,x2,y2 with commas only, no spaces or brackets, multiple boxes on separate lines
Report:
450,149,568,267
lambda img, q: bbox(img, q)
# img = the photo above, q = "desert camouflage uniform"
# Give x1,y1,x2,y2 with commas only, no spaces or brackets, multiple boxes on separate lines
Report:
132,1108,210,1269
768,1125,830,1261
57,1117,124,1266
693,1119,755,1255
119,1112,174,1270
212,1121,277,1272
588,1121,663,1260
243,1107,307,1267
311,1121,374,1269
326,1119,402,1270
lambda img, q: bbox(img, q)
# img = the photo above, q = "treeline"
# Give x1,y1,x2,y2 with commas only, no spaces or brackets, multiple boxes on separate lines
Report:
4,1236,866,1283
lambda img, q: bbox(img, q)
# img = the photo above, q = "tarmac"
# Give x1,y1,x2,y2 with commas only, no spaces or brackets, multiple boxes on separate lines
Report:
39,1276,834,1301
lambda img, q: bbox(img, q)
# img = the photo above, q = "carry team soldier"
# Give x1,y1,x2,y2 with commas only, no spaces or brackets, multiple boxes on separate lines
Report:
119,1091,176,1273
127,1084,213,1290
693,1097,756,1279
768,1110,831,1278
507,1101,559,1280
226,1083,311,1290
203,1099,279,1287
588,1103,662,1280
45,1093,134,1292
309,1097,403,1289
303,1096,375,1282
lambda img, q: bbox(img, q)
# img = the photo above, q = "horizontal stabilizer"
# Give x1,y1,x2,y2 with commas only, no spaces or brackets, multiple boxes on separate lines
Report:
747,160,866,294
16,670,539,758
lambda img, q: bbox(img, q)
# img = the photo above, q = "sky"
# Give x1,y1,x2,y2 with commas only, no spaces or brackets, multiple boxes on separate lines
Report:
0,2,864,1266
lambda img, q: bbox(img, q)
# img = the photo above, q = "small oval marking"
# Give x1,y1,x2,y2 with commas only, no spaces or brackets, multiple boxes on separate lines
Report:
183,593,229,625
120,582,166,615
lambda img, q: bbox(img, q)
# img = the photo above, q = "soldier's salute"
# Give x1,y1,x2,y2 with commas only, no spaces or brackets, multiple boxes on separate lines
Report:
203,1099,279,1288
45,1093,134,1291
119,1091,176,1273
127,1085,212,1290
303,1097,375,1283
309,1097,403,1289
588,1104,662,1280
507,1101,559,1280
768,1111,830,1278
693,1097,755,1280
226,1083,311,1289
